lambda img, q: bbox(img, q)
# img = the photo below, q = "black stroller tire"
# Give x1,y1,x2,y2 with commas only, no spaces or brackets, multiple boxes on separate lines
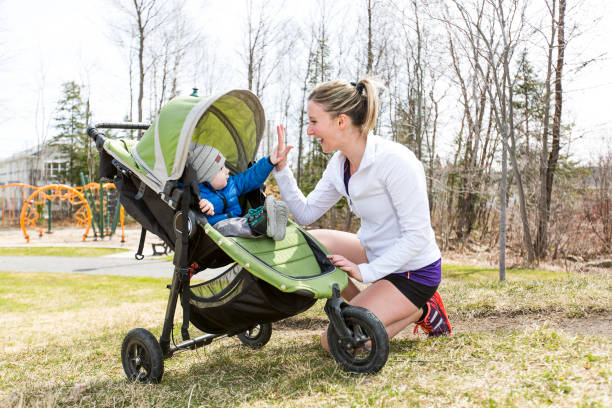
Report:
327,306,389,373
121,328,164,383
237,323,272,348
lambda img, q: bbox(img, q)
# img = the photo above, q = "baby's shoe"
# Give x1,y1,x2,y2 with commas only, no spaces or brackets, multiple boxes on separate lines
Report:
263,195,289,241
246,206,265,235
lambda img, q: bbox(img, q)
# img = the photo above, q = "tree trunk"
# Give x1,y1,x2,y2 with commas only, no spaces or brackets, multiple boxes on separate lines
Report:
544,0,566,239
500,120,507,282
297,44,314,187
506,71,536,264
497,0,535,264
366,0,373,74
133,0,147,138
535,0,558,258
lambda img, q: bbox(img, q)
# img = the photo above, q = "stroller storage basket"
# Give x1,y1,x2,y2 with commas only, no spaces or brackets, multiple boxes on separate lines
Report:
189,264,316,334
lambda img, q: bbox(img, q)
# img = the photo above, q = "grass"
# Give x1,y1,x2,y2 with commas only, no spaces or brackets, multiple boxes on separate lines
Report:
0,246,130,257
442,265,609,318
0,266,610,407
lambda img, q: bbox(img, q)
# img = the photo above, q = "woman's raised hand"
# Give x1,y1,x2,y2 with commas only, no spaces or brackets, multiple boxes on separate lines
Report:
270,124,294,170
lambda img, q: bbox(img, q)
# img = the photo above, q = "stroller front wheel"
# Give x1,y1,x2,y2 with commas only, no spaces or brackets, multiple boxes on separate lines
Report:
237,323,272,348
121,328,164,383
327,306,389,373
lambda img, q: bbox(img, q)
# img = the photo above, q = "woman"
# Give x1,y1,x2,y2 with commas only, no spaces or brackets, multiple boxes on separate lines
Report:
270,78,451,352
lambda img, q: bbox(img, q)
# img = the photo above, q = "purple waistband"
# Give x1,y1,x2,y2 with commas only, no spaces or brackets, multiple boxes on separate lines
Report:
394,258,442,287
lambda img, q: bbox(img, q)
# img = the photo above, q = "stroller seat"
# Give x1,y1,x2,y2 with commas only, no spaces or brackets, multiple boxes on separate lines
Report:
203,220,347,299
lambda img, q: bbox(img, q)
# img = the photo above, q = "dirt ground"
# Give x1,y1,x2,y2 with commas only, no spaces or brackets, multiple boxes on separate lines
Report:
0,226,162,250
274,312,612,338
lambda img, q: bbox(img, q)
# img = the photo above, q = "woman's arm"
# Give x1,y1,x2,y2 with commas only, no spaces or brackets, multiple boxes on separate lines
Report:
274,165,342,226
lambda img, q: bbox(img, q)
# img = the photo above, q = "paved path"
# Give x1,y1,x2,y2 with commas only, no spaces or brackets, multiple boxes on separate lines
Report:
0,256,224,280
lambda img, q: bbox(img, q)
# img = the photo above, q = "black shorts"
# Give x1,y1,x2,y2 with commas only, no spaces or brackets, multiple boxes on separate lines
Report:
380,274,438,309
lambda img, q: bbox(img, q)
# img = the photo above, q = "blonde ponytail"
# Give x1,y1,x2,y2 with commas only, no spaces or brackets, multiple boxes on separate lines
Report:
308,77,380,135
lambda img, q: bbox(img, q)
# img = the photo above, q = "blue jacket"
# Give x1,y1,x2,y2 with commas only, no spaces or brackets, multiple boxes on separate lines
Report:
199,157,274,225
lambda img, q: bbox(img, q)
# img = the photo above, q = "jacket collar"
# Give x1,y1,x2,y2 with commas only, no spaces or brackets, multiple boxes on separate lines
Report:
339,132,378,172
203,181,219,193
359,132,378,171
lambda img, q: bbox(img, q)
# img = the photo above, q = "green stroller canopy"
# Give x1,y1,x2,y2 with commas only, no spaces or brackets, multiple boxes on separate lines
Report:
132,90,265,188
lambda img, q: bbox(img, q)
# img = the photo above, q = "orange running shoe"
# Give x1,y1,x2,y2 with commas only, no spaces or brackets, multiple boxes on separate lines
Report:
413,291,452,337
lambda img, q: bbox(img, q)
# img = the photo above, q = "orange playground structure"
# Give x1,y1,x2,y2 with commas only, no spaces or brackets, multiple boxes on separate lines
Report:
0,183,124,243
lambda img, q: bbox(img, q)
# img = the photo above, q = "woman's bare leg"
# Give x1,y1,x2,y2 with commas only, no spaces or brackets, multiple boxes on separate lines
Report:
310,230,422,350
385,308,423,338
310,229,367,301
320,280,422,352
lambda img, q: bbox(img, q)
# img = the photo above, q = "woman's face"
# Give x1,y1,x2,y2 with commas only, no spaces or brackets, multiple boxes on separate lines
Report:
307,100,342,153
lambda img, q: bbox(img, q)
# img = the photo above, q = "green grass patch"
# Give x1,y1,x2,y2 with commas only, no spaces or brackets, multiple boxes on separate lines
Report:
442,265,610,318
443,264,567,281
0,272,167,314
0,268,610,407
0,246,130,257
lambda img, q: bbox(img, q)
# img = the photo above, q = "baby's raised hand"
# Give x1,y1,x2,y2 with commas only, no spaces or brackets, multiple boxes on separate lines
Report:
199,199,215,215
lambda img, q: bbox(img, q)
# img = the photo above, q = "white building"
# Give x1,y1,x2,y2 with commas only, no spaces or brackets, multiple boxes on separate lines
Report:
0,145,66,186
0,145,70,222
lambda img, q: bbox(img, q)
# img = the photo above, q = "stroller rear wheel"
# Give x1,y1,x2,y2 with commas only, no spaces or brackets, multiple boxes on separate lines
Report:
121,328,164,383
327,306,389,373
237,323,272,348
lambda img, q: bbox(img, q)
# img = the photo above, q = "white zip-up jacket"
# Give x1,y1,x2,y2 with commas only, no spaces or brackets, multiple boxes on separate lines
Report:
273,134,441,283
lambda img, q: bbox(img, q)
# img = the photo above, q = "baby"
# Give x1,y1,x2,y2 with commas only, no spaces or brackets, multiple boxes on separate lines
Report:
188,144,289,240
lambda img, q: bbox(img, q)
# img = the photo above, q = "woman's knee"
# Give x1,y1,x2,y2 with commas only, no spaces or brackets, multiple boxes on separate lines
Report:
349,280,419,327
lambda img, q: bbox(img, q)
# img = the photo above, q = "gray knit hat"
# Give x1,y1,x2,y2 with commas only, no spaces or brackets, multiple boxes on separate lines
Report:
188,143,226,183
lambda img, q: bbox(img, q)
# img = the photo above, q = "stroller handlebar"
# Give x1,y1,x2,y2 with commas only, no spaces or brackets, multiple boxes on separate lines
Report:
87,122,151,151
95,122,151,130
86,126,107,151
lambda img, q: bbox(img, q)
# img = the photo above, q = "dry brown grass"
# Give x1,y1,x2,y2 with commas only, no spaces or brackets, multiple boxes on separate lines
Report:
0,267,610,407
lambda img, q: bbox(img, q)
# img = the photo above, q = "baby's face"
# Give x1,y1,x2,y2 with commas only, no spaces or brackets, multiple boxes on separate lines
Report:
210,165,229,190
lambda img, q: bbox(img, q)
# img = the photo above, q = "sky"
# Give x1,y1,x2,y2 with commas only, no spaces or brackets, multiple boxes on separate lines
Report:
0,0,611,163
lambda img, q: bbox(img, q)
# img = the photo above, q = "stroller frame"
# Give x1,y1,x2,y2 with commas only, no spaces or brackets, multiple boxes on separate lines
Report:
88,119,390,383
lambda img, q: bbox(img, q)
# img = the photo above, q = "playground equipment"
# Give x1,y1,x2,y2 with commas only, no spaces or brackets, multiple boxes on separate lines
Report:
2,180,126,243
0,183,37,226
20,184,92,242
80,174,125,242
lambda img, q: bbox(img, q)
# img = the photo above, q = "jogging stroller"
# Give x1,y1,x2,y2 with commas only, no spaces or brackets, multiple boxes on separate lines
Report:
87,90,389,383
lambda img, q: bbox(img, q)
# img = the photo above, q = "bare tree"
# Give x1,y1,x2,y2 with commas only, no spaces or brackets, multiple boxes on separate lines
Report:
389,1,446,207
440,2,498,242
149,1,200,115
483,0,535,266
296,43,315,187
241,0,295,101
535,0,567,258
0,0,12,120
189,45,228,97
32,63,51,186
112,0,166,136
584,149,612,253
448,0,535,273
